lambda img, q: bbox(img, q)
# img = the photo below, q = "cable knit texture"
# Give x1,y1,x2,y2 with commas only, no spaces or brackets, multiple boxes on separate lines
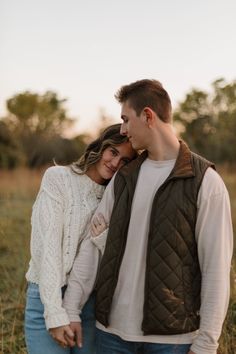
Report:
26,166,105,329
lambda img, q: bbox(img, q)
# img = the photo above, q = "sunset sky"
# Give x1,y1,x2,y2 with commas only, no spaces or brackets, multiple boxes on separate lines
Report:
1,0,235,134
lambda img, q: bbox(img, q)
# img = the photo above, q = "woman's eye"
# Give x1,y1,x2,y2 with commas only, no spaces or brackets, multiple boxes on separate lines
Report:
110,149,117,156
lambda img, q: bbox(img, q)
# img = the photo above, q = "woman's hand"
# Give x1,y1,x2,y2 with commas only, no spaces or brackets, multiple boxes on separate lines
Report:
91,213,108,237
49,325,75,348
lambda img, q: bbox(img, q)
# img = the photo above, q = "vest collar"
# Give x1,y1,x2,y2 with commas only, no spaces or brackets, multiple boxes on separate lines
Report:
120,140,195,181
168,140,195,179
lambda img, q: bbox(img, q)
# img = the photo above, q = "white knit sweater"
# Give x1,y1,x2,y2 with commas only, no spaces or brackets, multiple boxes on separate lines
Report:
25,165,105,329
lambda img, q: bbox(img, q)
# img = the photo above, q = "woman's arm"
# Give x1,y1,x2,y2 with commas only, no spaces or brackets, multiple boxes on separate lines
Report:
30,167,70,329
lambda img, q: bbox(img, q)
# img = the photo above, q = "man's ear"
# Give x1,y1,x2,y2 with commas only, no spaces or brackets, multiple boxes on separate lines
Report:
143,107,155,127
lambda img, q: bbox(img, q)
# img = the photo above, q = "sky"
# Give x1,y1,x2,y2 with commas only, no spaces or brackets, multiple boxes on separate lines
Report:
1,0,236,135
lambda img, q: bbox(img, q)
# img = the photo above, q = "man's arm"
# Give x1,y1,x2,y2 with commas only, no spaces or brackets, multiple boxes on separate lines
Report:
191,168,233,354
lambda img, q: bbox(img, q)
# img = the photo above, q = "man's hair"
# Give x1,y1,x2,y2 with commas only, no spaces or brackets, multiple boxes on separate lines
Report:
115,79,172,123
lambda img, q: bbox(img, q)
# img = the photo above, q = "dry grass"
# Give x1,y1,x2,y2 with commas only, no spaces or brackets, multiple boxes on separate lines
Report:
0,168,46,354
0,167,235,353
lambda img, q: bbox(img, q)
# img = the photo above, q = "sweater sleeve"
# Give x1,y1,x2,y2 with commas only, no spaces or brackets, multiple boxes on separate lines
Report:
63,175,115,321
30,167,70,329
190,168,233,354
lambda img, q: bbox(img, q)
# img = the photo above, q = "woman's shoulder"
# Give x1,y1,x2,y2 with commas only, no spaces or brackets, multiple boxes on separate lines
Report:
40,166,73,193
43,165,71,180
36,166,79,203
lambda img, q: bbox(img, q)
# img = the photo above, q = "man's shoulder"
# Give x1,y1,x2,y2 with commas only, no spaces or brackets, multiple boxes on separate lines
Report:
200,167,228,199
191,150,215,170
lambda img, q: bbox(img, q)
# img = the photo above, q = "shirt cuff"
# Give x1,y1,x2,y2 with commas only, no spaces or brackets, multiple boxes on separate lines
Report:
45,310,70,330
191,334,218,354
90,229,107,254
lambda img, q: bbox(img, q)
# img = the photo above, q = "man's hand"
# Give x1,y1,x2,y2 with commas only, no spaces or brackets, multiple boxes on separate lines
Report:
70,321,83,348
188,351,196,354
49,325,75,348
91,213,108,237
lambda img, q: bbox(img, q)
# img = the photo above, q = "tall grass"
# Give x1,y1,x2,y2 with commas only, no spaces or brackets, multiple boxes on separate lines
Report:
0,168,45,354
0,167,235,353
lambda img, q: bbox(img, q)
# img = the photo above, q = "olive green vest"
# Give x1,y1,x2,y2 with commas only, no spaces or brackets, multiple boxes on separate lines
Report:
95,141,214,335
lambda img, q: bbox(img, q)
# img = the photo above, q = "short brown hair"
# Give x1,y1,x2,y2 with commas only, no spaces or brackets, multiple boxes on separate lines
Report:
115,79,172,123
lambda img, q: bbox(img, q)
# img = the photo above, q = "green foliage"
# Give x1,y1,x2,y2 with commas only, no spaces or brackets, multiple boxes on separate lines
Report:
6,91,73,136
18,134,87,168
1,91,88,168
0,120,24,168
174,78,236,163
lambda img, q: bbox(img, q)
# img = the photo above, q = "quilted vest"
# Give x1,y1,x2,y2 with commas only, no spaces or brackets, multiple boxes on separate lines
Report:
95,141,214,335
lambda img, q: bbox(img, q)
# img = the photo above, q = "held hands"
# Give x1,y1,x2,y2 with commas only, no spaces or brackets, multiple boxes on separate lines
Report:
70,322,83,348
49,325,75,348
49,322,82,348
91,213,108,237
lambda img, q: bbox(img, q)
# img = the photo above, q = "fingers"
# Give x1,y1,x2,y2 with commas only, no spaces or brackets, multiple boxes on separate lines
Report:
91,222,100,237
50,332,68,348
64,325,75,339
49,326,74,348
75,323,83,348
65,333,75,347
64,326,76,347
70,322,83,348
91,213,108,237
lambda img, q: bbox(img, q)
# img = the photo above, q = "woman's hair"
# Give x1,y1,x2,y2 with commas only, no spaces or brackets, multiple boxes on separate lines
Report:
71,123,130,174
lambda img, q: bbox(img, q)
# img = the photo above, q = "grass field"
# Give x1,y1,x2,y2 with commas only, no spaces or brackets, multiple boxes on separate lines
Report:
0,167,235,354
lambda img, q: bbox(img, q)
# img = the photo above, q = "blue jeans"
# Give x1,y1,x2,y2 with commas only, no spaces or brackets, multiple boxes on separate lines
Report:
25,283,96,354
96,328,191,354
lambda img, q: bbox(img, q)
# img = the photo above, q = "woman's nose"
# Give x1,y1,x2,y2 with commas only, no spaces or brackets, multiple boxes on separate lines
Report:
111,156,120,168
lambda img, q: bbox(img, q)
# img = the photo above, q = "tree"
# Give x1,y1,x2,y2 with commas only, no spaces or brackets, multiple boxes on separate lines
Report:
2,91,88,168
0,120,24,168
173,78,236,164
6,91,74,137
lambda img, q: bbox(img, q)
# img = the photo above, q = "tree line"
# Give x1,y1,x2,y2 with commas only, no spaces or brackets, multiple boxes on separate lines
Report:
0,91,88,168
0,78,235,169
174,78,236,164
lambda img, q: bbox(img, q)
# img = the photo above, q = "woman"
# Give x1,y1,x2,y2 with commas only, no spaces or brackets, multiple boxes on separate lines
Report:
24,124,136,354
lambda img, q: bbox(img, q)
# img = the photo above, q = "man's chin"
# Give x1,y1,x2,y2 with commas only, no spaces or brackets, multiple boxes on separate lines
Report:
131,141,139,150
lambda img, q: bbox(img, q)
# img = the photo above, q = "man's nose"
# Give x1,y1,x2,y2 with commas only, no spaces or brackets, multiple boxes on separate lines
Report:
120,123,127,136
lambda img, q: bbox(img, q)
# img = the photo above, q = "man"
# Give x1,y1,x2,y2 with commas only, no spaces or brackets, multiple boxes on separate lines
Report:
62,79,233,354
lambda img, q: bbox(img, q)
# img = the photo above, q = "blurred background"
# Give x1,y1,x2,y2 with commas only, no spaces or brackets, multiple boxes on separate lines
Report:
0,0,235,353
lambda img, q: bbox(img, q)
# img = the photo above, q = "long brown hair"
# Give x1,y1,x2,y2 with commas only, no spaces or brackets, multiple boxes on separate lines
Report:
71,123,131,174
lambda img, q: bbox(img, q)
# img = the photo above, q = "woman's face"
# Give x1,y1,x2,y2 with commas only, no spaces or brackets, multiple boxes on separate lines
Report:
89,142,136,184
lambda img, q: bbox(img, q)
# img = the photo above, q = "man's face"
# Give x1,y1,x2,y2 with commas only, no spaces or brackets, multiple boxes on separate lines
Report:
120,101,148,150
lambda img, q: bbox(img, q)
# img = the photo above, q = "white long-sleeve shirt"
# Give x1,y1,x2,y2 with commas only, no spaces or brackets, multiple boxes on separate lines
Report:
26,165,105,329
63,159,233,354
